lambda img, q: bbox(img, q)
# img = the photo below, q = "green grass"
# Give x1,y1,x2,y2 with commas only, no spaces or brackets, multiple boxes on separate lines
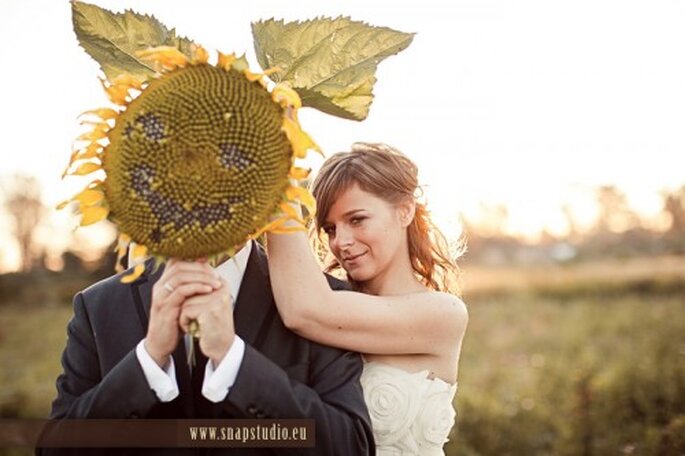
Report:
1,266,684,455
0,304,72,419
448,292,685,456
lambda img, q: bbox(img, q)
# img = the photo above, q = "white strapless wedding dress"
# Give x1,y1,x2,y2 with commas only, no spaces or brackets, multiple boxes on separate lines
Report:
360,361,458,455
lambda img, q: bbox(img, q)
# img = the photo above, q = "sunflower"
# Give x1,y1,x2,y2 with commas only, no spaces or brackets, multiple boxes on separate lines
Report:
59,45,319,283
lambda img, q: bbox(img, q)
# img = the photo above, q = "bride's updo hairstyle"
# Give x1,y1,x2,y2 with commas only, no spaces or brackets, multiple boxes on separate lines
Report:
311,142,462,294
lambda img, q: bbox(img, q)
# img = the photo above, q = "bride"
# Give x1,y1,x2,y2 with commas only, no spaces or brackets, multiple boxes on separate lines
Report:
267,142,468,455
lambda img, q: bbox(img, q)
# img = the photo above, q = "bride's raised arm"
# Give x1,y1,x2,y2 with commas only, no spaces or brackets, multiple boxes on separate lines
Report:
266,227,466,356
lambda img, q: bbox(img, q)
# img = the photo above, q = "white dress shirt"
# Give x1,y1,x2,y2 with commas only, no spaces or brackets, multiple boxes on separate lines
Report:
135,242,252,403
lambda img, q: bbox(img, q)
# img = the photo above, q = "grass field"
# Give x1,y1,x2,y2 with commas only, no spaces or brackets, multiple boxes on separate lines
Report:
0,256,684,455
449,292,685,455
0,304,72,419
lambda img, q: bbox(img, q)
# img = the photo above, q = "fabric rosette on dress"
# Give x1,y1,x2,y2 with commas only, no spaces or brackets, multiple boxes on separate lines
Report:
360,361,458,456
412,379,458,454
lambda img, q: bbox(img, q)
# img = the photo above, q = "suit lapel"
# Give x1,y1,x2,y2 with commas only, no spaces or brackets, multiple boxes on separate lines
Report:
132,259,162,326
233,241,276,349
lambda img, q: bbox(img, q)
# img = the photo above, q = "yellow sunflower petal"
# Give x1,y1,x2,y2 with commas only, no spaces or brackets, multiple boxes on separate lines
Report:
79,108,118,121
67,162,102,177
251,216,287,239
282,116,322,159
79,120,109,130
121,263,145,283
131,243,148,261
80,206,109,226
114,234,131,273
191,44,209,64
74,188,105,206
65,161,102,178
243,70,268,88
272,84,302,109
111,74,143,90
270,225,307,234
118,233,131,247
76,128,107,142
69,143,103,163
279,202,306,225
289,166,311,180
286,186,317,214
217,51,236,71
136,46,189,70
244,70,262,82
56,200,70,210
99,78,130,105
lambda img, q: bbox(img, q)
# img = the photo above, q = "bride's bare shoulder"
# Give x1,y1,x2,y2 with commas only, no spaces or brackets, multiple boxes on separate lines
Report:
423,291,467,311
422,291,469,329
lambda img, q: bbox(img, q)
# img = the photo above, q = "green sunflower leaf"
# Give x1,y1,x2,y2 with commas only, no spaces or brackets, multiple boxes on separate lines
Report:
252,17,414,121
72,1,196,82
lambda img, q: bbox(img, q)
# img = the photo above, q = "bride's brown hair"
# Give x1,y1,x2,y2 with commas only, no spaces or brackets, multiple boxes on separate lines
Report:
311,142,463,294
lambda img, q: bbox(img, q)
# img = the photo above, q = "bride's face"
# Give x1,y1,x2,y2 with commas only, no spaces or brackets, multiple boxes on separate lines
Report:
321,183,409,283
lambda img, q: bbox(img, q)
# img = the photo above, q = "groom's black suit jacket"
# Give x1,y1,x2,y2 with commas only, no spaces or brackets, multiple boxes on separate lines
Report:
39,242,374,455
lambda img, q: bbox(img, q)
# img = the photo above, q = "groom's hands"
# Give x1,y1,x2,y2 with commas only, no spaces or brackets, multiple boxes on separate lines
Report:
179,278,235,367
146,260,222,368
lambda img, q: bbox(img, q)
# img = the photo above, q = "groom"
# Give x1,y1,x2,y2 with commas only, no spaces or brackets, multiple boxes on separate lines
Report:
40,240,374,455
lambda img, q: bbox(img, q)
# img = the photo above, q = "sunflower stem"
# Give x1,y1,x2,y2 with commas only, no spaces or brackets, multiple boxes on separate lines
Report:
186,319,200,367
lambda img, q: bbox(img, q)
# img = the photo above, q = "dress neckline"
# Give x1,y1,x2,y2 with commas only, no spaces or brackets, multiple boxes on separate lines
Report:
363,360,458,389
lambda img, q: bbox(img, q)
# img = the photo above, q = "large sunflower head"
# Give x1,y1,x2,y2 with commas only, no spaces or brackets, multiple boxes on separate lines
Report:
60,46,318,281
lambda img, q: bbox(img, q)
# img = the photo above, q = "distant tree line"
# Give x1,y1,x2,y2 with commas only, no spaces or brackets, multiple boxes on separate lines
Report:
462,184,685,265
2,173,685,273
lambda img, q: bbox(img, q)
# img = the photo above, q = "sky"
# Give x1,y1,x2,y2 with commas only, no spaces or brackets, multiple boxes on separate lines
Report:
1,0,684,270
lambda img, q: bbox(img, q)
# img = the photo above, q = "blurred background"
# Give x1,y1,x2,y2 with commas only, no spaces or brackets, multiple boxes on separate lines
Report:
1,0,684,455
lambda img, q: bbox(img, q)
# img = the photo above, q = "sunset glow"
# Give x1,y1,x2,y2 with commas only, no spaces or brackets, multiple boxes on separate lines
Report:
1,0,684,272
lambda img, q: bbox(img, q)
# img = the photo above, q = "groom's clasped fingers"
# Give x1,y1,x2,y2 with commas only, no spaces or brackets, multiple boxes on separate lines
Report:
146,260,221,366
178,279,231,333
179,278,234,362
159,260,223,304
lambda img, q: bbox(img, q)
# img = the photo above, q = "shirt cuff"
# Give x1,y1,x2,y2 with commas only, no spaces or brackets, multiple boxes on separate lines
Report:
202,336,245,403
135,339,180,403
